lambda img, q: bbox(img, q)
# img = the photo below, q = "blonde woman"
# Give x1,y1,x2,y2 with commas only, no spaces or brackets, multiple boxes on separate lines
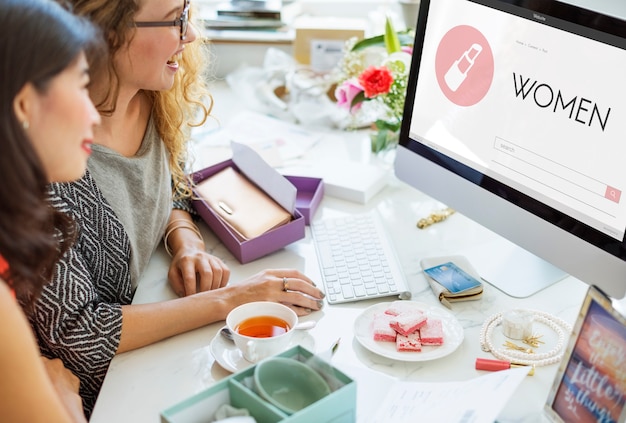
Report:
31,0,325,417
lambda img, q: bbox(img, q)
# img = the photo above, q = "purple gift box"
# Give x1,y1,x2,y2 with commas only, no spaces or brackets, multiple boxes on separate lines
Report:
284,175,324,226
191,160,323,264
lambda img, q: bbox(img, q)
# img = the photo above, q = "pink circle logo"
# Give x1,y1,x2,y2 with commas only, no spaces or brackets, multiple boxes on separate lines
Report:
435,25,494,106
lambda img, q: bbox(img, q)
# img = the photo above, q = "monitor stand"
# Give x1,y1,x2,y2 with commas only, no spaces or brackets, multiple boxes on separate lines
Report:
461,238,568,298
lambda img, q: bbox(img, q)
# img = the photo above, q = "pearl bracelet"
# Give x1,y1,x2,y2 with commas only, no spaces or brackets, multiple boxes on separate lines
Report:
479,309,573,366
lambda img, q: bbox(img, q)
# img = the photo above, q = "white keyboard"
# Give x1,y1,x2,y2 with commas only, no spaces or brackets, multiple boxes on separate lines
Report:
311,211,411,304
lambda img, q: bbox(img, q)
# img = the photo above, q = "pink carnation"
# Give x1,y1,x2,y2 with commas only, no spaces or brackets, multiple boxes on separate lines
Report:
334,79,364,112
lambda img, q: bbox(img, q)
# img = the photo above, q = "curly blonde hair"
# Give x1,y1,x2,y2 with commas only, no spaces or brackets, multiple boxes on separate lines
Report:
148,33,213,199
64,0,213,200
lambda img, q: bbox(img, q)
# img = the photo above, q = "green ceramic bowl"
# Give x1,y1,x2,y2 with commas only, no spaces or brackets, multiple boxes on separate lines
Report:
254,357,331,414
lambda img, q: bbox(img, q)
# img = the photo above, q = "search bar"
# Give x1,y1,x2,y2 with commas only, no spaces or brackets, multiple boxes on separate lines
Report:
492,137,621,205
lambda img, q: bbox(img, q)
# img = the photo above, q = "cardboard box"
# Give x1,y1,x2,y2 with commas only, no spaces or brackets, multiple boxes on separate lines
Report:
160,346,356,423
293,16,366,68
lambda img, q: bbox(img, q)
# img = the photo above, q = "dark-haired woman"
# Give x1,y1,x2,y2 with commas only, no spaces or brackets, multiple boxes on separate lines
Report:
0,0,101,421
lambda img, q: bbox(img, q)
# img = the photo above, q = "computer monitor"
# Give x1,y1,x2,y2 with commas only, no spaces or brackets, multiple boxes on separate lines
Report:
394,0,626,299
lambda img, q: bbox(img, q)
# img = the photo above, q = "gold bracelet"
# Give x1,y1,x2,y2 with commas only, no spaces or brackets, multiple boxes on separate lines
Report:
164,218,200,242
165,218,195,232
163,222,203,257
417,207,456,229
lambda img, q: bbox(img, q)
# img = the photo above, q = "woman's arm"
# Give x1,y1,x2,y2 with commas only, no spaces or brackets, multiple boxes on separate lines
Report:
117,268,325,353
0,282,86,423
30,241,125,417
165,209,230,296
41,357,86,423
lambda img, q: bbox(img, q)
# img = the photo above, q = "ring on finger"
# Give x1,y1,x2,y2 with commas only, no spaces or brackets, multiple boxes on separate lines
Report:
282,277,289,292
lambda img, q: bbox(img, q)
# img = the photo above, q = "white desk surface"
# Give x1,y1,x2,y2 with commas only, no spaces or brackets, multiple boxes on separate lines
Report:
90,81,591,423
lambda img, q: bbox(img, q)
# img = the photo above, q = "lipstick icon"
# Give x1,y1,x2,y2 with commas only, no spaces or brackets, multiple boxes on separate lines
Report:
444,43,483,92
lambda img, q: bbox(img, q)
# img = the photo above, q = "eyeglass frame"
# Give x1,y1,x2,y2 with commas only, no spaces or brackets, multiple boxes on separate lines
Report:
134,0,190,41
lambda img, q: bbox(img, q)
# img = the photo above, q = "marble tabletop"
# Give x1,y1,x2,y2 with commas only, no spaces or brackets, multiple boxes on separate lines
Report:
89,82,593,423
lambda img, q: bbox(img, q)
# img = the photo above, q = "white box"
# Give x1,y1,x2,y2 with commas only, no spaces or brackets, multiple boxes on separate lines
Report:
288,160,389,204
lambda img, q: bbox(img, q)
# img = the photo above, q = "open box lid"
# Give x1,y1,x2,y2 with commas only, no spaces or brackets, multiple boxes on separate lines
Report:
231,141,297,214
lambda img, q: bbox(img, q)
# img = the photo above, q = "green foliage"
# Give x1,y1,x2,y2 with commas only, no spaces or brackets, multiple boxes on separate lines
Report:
351,32,414,52
384,17,401,54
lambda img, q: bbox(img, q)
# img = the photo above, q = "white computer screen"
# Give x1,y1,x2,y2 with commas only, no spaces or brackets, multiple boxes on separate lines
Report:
409,0,626,240
395,0,626,299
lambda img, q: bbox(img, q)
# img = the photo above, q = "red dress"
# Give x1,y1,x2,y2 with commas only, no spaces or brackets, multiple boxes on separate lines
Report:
0,255,14,298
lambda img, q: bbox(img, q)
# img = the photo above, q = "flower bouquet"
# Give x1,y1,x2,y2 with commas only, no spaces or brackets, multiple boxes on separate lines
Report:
333,17,414,153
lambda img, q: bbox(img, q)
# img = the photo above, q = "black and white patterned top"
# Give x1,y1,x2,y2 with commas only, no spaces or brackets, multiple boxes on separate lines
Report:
32,171,131,418
29,115,198,418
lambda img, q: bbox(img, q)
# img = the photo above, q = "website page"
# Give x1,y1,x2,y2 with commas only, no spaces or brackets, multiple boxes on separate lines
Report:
410,0,626,240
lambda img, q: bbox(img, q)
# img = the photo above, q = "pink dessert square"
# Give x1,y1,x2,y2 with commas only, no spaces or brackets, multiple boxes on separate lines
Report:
419,318,444,345
389,310,428,336
372,312,396,342
384,301,418,316
396,332,422,352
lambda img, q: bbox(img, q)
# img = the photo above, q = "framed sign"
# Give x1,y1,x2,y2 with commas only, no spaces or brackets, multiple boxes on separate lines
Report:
545,285,626,423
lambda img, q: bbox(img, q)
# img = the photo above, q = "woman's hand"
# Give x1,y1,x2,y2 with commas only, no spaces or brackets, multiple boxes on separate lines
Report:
165,211,230,296
227,269,325,316
168,246,230,296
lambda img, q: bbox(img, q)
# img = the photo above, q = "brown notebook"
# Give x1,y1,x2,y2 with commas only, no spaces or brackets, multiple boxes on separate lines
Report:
195,167,292,240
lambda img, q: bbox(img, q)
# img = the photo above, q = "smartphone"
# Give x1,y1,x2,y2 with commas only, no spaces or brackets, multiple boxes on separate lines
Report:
423,261,483,294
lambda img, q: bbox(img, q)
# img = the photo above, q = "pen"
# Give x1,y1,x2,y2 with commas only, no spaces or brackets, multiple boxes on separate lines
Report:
475,357,535,376
317,338,341,361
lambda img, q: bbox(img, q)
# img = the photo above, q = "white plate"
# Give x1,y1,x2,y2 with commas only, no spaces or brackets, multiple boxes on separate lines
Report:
210,326,315,373
354,301,464,361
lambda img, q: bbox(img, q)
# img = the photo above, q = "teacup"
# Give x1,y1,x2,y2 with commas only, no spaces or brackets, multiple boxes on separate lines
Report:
254,357,331,414
226,301,298,363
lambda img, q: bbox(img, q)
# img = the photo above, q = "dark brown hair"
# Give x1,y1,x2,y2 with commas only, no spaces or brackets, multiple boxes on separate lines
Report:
0,0,101,307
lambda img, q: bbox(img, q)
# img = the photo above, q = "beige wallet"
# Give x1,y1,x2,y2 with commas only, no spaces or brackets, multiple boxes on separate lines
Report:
420,255,483,308
195,167,292,240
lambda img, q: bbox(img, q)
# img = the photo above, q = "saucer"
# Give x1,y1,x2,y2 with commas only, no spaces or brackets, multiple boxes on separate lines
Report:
210,326,315,373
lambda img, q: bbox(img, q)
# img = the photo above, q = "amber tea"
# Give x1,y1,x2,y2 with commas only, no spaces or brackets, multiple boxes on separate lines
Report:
235,315,291,338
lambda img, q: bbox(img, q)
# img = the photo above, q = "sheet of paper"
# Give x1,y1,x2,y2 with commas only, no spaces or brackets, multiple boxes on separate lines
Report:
336,364,396,422
190,111,323,169
367,367,530,423
229,111,321,160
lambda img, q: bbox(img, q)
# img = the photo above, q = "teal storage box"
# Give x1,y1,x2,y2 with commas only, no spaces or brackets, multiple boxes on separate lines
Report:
160,345,356,423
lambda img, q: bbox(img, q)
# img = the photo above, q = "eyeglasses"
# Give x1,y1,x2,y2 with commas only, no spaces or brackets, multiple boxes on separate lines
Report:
134,0,190,41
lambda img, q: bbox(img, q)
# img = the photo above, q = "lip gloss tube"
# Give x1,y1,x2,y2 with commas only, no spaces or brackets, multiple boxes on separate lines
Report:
475,357,535,376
